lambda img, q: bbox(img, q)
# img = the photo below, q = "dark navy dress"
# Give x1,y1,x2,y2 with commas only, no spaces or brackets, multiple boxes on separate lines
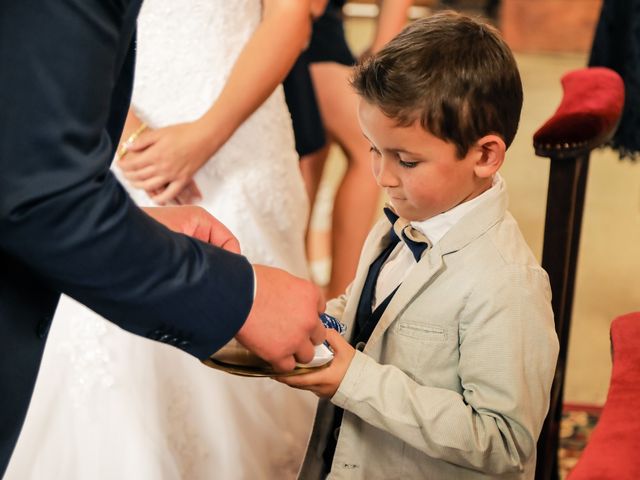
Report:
283,0,356,156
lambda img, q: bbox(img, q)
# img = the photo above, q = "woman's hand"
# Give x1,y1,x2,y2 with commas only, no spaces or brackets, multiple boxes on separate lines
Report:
147,179,203,206
174,180,203,205
118,121,211,205
274,329,356,398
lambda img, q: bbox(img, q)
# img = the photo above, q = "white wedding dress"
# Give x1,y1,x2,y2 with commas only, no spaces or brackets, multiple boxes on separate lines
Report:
5,1,316,479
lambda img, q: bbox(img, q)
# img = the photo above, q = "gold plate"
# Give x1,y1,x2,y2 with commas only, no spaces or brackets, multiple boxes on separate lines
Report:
203,339,332,377
203,357,331,377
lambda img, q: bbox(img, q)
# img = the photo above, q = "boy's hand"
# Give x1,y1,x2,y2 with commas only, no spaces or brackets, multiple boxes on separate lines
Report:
274,329,356,398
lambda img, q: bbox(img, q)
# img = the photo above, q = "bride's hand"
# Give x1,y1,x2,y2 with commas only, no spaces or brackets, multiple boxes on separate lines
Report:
147,179,203,206
118,122,211,205
174,180,203,205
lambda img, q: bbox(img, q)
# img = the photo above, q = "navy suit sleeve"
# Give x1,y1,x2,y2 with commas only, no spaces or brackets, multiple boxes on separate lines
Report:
0,0,254,358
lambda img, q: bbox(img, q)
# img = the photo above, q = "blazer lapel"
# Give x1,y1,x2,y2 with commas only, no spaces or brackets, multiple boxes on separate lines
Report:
365,245,445,348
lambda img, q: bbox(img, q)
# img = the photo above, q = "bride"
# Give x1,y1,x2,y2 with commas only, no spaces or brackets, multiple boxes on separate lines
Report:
6,1,322,478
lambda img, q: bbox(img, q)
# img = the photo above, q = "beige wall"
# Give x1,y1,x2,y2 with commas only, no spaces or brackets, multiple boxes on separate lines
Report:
501,0,603,53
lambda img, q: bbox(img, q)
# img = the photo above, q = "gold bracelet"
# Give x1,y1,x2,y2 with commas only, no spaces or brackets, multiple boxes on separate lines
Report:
117,122,148,159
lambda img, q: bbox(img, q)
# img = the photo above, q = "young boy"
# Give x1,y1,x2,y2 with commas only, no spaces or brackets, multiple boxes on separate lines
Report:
278,11,559,480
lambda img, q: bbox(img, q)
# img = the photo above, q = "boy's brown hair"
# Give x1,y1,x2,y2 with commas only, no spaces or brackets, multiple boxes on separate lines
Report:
352,11,523,158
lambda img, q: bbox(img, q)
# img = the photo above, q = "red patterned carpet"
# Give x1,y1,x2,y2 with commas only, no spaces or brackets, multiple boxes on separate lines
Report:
559,404,602,479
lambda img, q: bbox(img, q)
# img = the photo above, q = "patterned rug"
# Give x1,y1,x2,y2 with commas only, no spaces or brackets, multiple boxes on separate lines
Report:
559,405,602,479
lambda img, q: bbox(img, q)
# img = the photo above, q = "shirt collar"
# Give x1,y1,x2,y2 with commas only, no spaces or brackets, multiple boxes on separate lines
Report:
410,174,504,247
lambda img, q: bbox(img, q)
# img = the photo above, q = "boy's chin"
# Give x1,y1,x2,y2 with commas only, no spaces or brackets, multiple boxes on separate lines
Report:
392,204,431,223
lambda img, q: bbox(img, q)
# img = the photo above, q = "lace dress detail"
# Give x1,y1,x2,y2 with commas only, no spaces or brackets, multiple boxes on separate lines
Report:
54,302,115,409
5,1,315,478
127,0,309,276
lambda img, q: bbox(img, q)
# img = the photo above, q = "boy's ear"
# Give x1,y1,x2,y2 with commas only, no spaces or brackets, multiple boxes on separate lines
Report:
473,134,506,178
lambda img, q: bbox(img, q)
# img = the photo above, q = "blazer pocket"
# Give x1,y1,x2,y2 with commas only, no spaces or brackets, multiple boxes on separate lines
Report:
395,322,447,342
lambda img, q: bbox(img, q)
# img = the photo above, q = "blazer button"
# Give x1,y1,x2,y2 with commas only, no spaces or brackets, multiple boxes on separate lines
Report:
148,329,162,339
355,341,366,351
159,333,171,342
178,340,191,348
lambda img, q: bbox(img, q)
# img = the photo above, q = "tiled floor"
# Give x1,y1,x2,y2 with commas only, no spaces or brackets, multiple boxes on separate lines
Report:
308,12,640,406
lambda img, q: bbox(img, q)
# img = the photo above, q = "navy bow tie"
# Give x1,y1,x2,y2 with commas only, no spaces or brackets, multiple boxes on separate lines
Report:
383,207,430,261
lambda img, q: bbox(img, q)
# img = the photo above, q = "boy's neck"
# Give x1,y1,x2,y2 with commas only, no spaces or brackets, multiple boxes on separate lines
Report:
465,176,495,204
414,175,497,224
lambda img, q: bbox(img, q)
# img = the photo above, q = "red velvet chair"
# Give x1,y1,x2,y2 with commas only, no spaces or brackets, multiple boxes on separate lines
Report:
567,312,640,479
532,67,625,480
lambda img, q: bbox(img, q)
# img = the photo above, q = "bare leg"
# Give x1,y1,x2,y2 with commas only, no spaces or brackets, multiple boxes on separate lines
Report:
300,144,331,268
300,143,331,218
310,62,381,299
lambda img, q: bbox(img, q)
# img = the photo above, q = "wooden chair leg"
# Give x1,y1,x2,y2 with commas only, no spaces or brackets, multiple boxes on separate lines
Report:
535,153,590,480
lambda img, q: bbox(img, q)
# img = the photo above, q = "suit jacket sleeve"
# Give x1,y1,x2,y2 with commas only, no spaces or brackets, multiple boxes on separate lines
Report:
0,0,253,358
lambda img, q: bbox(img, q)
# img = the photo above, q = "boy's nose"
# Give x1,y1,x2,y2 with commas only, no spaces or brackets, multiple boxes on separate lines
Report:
374,156,398,188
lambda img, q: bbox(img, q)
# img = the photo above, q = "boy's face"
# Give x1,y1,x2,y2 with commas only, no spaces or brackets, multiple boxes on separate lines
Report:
358,99,489,222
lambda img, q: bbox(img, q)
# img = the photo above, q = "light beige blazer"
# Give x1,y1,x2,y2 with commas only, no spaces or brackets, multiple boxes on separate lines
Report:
299,186,559,480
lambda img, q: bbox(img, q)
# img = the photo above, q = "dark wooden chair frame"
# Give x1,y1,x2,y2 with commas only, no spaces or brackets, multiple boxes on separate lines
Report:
534,145,592,480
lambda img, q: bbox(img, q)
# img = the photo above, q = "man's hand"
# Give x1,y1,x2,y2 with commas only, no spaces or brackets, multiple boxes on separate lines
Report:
235,265,326,372
274,329,356,398
142,206,240,253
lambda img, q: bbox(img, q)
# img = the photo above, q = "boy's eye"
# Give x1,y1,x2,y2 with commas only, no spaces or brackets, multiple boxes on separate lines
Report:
399,159,418,168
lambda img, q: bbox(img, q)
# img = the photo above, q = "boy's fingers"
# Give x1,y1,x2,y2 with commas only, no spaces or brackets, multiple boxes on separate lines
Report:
274,371,322,387
324,329,343,350
273,376,301,388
